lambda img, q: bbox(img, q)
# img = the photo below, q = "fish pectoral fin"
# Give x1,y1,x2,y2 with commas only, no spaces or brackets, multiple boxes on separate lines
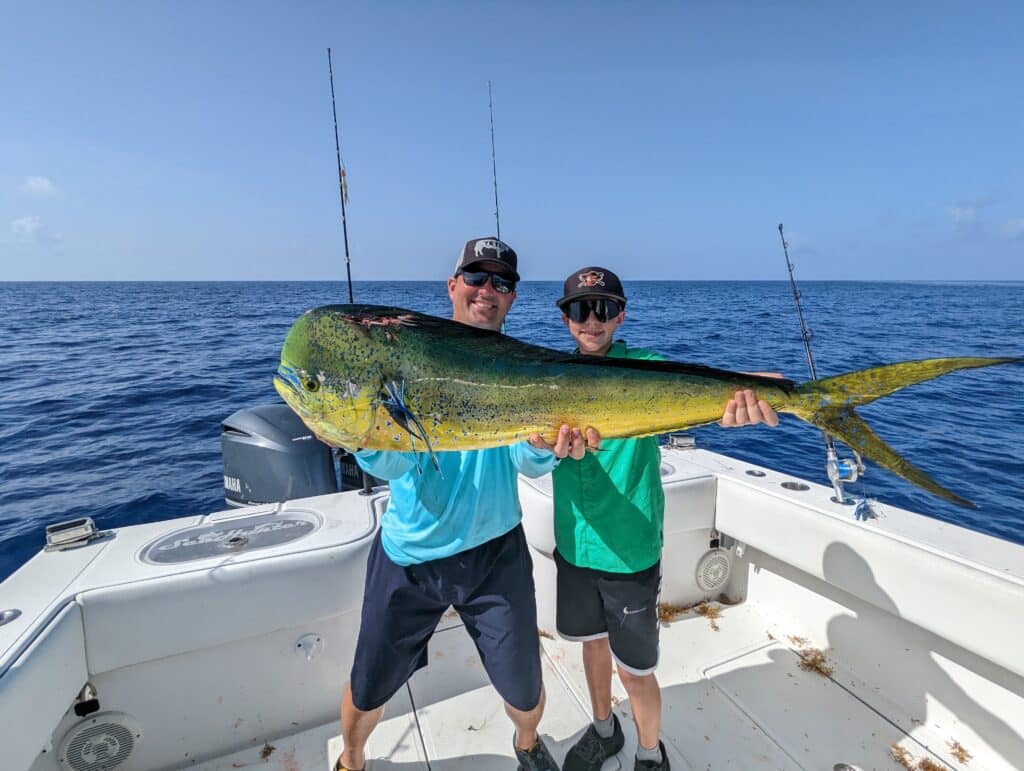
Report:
378,379,442,476
811,407,975,508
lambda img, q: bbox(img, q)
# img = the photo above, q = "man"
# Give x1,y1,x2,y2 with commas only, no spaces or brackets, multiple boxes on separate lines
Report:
334,237,591,771
552,266,779,771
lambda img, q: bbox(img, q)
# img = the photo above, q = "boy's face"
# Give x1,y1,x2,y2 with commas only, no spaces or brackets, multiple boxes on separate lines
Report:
562,297,625,356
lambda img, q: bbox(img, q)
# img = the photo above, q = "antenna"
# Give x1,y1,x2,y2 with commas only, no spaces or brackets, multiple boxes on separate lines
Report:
488,80,501,239
328,48,354,303
778,224,869,510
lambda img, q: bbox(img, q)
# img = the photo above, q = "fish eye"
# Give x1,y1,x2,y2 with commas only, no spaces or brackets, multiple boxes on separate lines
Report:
302,378,320,392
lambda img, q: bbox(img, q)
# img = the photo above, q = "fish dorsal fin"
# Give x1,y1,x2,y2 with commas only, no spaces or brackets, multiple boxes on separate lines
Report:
324,304,795,391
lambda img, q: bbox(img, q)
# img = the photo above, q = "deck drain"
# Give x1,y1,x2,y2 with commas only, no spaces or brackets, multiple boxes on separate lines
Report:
781,481,810,491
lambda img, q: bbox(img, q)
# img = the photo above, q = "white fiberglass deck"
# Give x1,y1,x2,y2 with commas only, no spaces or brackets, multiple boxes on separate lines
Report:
193,601,957,771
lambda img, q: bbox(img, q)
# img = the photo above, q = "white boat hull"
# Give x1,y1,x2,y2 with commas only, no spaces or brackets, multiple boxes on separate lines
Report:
1,448,1021,770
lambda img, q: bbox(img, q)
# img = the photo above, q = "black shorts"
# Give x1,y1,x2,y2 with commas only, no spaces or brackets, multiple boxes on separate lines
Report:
349,525,542,712
554,549,661,675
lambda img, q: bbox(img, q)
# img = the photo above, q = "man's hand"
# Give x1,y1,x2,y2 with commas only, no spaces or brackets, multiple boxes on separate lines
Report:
721,379,782,428
529,425,602,459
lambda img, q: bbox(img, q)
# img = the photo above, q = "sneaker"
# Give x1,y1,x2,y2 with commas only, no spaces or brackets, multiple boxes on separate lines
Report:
634,740,670,771
563,714,625,771
513,733,561,771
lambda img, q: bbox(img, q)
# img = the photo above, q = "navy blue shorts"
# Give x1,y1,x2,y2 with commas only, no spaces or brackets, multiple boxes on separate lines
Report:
349,525,542,712
555,549,661,675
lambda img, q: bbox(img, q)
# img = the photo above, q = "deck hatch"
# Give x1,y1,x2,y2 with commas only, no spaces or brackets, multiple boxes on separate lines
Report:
139,509,321,564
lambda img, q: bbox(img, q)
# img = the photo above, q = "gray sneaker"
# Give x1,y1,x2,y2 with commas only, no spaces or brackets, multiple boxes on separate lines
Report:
563,714,625,771
634,740,670,771
514,734,560,771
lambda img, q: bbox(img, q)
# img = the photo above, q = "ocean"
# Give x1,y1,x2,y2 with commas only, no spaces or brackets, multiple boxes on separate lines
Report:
1,280,1021,582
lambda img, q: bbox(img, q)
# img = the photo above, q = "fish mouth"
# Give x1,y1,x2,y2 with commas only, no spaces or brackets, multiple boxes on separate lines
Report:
274,364,303,398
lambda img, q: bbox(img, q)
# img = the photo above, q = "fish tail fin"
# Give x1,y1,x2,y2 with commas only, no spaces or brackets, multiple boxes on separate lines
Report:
784,357,1019,508
800,357,1019,409
810,406,975,507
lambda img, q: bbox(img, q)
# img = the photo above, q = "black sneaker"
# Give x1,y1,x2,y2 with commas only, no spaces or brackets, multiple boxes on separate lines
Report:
513,733,560,771
634,740,670,771
563,714,625,771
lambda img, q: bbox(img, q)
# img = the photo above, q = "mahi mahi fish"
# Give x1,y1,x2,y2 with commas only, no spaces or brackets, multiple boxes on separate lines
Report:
273,304,1018,507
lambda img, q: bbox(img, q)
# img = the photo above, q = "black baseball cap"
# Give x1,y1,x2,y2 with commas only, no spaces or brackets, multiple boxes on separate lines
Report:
454,237,520,281
557,266,627,307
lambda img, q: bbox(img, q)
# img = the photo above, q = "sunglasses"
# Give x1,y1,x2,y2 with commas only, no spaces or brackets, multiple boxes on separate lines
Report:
564,298,623,323
459,270,517,294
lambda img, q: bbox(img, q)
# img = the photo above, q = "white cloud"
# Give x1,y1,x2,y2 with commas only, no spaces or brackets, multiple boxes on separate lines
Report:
22,176,58,196
947,205,976,227
11,215,42,237
10,216,63,249
1002,218,1024,240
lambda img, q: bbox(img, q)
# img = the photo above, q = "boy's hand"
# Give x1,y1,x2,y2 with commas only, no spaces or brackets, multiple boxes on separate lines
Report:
721,389,780,427
529,425,602,459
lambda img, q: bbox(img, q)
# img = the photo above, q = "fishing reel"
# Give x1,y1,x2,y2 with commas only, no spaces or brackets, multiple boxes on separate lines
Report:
826,445,863,504
827,448,863,488
826,446,876,519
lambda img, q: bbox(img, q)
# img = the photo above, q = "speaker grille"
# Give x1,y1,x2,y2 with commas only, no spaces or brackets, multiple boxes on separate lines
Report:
59,713,141,771
695,549,731,592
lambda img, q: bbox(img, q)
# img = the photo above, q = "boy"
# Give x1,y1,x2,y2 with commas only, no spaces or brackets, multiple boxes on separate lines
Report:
552,266,778,771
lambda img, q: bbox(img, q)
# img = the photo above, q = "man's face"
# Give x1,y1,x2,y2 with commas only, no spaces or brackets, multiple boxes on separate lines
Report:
448,260,517,331
562,297,625,356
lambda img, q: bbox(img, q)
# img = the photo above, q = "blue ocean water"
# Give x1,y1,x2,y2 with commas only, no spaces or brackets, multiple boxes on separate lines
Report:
1,281,1021,581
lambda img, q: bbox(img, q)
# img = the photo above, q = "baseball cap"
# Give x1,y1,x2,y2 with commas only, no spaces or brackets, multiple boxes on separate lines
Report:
454,237,519,281
557,266,627,307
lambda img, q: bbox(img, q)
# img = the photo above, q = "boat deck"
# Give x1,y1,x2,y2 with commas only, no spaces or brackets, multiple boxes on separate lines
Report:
191,601,951,771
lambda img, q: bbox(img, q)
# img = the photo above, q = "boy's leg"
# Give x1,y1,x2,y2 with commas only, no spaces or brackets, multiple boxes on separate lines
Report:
615,668,662,750
599,560,664,765
581,636,614,721
556,551,625,770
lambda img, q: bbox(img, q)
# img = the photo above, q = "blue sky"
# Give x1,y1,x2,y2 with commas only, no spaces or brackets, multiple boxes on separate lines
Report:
2,2,1022,281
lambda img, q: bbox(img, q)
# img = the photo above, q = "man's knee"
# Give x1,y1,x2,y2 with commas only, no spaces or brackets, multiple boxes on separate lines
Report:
505,684,545,719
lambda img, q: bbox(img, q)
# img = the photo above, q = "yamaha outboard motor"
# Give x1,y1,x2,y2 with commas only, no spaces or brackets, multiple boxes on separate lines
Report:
221,404,339,507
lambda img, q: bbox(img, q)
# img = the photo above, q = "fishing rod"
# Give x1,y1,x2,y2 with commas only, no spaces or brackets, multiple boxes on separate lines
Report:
488,81,501,239
777,223,867,508
327,48,354,303
328,48,378,495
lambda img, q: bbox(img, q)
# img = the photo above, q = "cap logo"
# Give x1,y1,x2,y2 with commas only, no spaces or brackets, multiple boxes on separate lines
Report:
474,238,509,259
576,270,605,289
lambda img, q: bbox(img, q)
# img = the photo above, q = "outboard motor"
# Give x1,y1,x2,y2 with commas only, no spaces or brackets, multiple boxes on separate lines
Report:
221,404,339,507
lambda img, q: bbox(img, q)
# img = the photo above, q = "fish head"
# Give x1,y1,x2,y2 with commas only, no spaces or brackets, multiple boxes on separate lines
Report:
274,307,379,450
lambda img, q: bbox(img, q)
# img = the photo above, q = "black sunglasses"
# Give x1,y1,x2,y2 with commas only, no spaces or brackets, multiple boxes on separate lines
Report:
564,298,623,323
459,270,517,294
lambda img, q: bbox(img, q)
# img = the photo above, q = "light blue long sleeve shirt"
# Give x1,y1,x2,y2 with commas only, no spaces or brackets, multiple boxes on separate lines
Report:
355,444,557,565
